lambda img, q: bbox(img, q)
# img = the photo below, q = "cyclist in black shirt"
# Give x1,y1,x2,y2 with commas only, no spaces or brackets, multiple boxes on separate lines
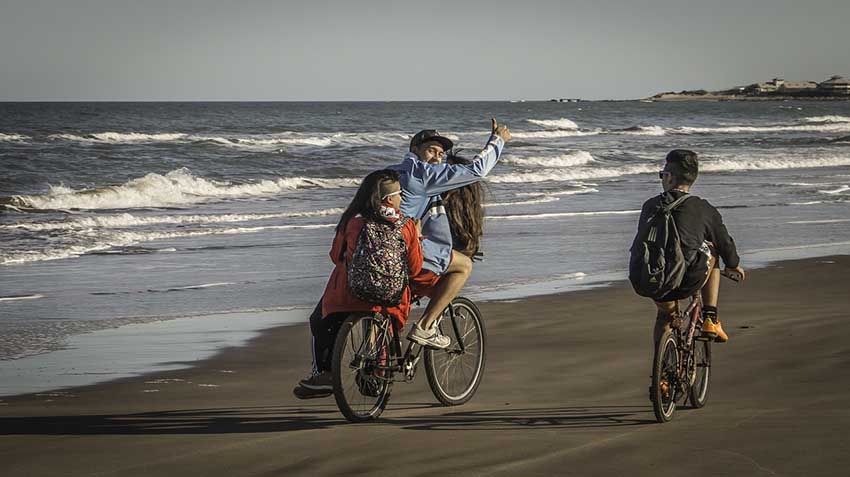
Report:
633,149,746,345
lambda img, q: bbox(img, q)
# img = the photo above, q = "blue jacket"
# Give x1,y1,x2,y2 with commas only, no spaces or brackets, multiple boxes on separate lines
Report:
388,135,505,274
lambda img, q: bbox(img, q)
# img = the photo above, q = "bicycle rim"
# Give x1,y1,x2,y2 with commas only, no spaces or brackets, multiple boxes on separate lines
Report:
652,330,679,423
424,297,486,406
689,339,711,408
332,314,392,422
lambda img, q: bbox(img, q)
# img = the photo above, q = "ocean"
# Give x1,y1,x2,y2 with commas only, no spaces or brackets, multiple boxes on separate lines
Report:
2,101,849,395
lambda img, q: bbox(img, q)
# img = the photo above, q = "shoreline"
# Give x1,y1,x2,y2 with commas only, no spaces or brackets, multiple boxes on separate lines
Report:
2,255,849,475
3,241,850,398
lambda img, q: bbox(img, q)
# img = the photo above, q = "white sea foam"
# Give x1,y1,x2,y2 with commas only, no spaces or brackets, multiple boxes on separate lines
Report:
702,155,850,173
14,169,359,210
526,118,579,129
503,151,595,168
485,196,561,207
487,209,640,220
618,125,667,136
1,208,345,232
787,219,850,225
0,294,45,302
512,129,602,139
801,116,850,124
675,122,850,134
0,223,336,265
50,132,188,143
489,164,657,183
48,130,412,150
818,185,850,195
0,133,29,142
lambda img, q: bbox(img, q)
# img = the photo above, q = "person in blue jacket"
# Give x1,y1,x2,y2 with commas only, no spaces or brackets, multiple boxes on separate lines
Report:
390,119,511,349
294,119,510,399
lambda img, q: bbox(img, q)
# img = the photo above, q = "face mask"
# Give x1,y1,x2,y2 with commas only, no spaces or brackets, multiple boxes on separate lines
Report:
379,204,400,220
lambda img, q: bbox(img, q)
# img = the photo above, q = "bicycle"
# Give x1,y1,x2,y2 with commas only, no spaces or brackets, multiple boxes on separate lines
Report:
331,296,486,422
650,270,740,423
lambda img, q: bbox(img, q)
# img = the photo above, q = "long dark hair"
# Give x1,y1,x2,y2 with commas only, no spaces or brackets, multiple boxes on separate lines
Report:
337,169,400,233
443,153,486,257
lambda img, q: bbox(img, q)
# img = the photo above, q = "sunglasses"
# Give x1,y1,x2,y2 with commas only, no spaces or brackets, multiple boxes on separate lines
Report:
658,171,671,179
382,190,401,200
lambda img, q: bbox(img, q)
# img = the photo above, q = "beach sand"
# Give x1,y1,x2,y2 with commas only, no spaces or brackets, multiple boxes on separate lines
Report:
2,256,849,476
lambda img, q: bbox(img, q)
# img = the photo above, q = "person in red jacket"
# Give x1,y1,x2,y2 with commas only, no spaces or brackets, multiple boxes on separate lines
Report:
294,169,422,398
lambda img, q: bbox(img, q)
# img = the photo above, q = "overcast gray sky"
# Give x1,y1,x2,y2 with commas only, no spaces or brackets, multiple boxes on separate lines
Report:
1,0,848,101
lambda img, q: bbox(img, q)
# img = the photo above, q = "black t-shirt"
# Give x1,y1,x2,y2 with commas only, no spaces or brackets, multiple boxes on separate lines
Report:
633,190,740,269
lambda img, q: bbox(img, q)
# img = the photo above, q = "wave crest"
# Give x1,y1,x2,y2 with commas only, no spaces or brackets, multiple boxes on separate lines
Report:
503,151,595,168
12,169,359,210
526,118,579,129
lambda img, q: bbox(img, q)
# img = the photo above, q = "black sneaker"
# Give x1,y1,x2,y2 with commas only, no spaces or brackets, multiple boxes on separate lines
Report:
292,385,332,400
298,371,332,391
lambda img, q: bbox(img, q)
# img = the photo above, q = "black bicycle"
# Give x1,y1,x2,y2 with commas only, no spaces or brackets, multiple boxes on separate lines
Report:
650,271,739,422
331,296,486,422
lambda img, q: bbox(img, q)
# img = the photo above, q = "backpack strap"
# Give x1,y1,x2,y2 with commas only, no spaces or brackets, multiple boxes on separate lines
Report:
662,194,691,213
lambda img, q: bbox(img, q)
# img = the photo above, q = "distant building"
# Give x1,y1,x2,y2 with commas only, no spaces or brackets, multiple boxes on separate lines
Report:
818,76,850,95
778,81,818,93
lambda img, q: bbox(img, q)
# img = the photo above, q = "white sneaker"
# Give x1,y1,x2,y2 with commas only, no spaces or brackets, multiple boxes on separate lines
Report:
407,323,451,349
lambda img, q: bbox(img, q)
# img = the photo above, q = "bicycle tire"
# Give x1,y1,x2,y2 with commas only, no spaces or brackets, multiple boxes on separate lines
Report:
332,313,393,422
424,297,486,406
651,328,679,423
689,339,711,408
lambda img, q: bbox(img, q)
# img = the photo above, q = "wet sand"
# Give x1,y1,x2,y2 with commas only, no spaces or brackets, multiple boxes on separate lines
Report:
2,256,849,476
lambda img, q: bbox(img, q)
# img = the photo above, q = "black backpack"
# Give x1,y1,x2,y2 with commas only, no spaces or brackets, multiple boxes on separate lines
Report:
629,195,691,300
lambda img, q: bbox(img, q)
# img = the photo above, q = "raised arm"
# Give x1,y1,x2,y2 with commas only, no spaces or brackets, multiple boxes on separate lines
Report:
410,119,511,196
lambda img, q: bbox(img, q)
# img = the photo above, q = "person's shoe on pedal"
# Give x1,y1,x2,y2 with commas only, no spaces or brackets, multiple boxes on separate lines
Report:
293,385,332,399
701,306,728,343
298,371,333,390
407,322,451,349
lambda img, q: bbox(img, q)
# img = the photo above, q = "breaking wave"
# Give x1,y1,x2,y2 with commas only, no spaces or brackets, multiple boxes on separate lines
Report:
526,118,579,129
0,223,336,265
503,151,595,168
9,169,359,210
0,208,345,232
487,209,640,220
801,116,850,124
511,129,602,139
0,133,29,142
48,130,412,150
490,153,850,184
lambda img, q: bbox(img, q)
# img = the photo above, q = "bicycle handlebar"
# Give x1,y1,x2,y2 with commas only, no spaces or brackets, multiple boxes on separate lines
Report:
721,269,742,282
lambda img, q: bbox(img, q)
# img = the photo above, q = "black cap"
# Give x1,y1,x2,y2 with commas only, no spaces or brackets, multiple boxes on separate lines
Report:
409,129,454,152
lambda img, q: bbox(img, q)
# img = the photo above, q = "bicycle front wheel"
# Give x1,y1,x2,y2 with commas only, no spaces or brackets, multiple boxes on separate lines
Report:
651,328,679,423
424,297,486,406
332,313,393,422
689,339,711,408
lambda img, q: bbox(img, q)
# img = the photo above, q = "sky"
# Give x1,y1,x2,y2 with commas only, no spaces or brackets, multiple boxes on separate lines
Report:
1,0,849,101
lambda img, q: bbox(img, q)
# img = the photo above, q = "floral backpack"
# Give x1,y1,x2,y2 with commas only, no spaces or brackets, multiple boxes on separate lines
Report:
347,217,410,306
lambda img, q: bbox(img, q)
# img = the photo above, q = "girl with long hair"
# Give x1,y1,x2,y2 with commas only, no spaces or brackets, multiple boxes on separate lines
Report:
295,169,423,398
442,153,486,258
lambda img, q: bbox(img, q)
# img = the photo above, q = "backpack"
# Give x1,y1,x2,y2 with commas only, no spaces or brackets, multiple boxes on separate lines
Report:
347,217,410,306
629,195,691,300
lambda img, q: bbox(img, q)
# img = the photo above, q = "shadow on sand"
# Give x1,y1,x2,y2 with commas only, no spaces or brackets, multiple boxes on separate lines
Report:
0,404,655,435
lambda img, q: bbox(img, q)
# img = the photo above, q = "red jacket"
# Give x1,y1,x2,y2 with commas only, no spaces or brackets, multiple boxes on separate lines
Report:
321,216,423,326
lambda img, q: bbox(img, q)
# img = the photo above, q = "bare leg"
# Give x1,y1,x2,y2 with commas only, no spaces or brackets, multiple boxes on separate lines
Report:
418,251,472,330
654,301,678,345
701,267,720,308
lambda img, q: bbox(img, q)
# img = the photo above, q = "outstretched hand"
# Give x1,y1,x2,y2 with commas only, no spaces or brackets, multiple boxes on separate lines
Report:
491,118,511,143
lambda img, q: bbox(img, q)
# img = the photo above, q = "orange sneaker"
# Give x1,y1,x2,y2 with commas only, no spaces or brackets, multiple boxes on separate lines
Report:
702,318,729,343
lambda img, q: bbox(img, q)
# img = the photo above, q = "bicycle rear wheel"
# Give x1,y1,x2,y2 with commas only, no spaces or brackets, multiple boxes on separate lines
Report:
651,328,679,423
689,339,711,408
332,313,393,422
424,297,486,406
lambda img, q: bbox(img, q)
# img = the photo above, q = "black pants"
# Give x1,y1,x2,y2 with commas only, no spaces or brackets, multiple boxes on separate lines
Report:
309,301,346,374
